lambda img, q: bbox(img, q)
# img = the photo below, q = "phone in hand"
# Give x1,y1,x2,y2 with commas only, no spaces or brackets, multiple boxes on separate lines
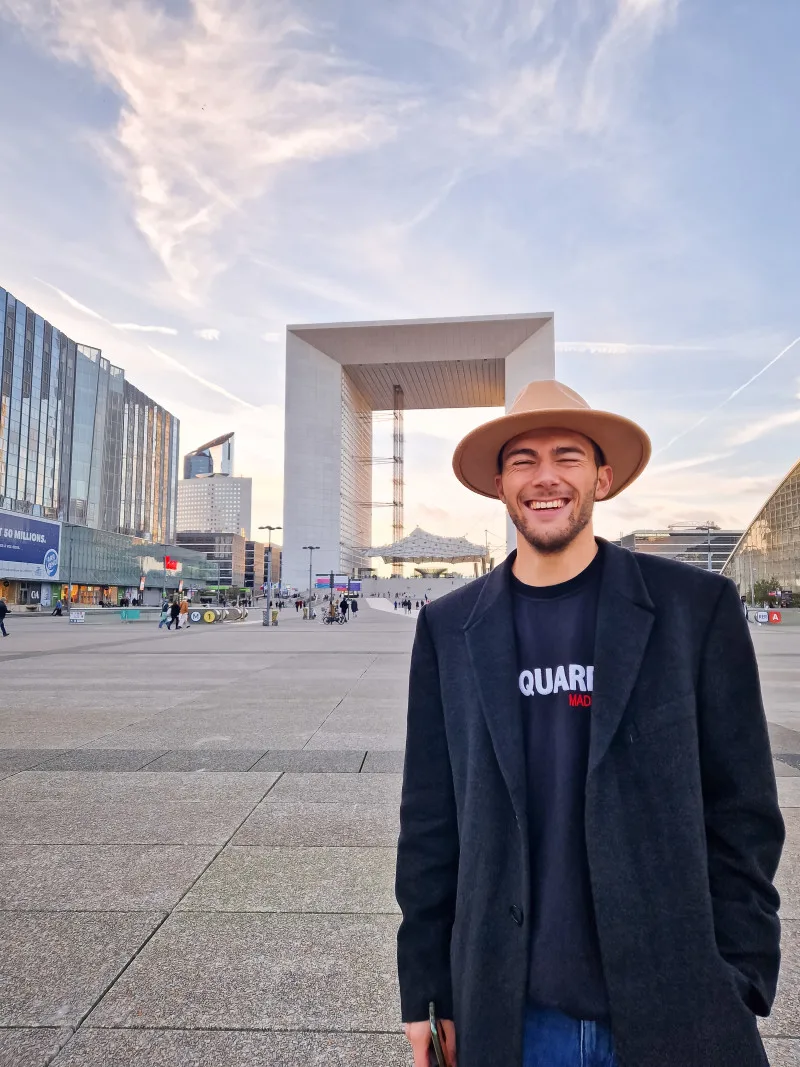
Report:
429,1001,447,1067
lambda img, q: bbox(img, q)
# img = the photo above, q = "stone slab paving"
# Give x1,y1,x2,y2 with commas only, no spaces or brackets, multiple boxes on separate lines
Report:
267,771,403,804
0,844,217,910
0,611,798,1063
362,750,406,772
0,1028,72,1067
34,748,169,771
85,913,401,1031
143,749,266,771
0,912,164,1027
52,1029,411,1066
0,799,276,845
249,750,366,773
177,845,399,913
231,800,400,847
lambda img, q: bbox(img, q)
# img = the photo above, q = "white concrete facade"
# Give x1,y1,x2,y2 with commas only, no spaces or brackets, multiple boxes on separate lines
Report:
283,314,555,592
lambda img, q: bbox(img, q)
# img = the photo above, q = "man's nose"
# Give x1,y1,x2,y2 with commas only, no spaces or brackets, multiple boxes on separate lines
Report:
531,463,560,486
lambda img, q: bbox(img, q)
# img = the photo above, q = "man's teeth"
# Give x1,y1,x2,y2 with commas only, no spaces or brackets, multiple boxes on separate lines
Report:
530,499,566,510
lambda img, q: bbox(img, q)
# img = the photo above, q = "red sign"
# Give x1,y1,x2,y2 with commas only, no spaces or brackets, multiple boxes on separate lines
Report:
769,611,782,624
139,575,146,592
165,556,178,571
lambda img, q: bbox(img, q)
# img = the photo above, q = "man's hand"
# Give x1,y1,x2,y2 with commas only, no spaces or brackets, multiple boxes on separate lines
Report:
404,1019,457,1067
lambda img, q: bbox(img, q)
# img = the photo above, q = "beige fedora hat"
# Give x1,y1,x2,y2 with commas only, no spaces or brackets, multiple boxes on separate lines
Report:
452,379,651,500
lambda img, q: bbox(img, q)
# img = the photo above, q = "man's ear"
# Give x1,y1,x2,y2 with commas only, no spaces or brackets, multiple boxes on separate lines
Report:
494,473,506,503
594,464,613,501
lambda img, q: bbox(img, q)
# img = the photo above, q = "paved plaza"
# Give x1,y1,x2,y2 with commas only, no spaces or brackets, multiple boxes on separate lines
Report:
1,606,800,1065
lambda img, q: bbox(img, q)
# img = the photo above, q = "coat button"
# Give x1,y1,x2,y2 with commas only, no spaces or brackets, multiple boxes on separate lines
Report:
509,905,524,926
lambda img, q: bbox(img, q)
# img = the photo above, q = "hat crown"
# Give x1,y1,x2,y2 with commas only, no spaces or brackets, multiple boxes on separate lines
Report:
509,379,590,415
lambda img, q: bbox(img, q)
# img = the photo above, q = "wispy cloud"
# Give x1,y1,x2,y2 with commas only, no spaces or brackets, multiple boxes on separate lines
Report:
6,0,680,304
148,345,257,408
2,0,406,300
557,340,707,355
114,322,178,335
728,407,800,447
646,452,732,475
38,279,105,320
194,328,220,341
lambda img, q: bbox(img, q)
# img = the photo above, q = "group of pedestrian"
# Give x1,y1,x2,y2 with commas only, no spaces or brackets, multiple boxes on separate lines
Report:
158,598,190,630
394,597,415,614
337,596,359,621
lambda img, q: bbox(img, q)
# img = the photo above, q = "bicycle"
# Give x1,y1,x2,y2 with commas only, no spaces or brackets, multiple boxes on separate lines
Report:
323,612,345,625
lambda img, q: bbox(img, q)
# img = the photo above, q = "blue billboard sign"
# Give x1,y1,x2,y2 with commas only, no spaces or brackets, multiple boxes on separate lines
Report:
0,511,61,581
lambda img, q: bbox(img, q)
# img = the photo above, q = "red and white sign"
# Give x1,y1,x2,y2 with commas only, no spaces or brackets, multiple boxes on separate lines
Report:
769,610,782,624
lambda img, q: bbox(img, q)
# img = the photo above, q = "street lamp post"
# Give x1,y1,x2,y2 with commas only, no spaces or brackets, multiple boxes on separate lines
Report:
258,525,282,621
302,545,319,620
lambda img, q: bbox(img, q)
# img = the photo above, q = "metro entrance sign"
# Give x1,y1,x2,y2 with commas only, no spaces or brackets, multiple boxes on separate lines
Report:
755,610,782,624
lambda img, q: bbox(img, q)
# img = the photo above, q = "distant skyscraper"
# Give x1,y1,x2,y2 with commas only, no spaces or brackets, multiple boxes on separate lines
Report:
183,431,234,479
177,432,251,538
0,286,179,542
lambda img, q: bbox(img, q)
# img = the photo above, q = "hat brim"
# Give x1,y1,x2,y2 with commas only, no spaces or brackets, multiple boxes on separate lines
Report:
452,409,651,500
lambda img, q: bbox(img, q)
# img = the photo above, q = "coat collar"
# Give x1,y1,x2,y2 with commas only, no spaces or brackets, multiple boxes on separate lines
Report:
462,539,655,819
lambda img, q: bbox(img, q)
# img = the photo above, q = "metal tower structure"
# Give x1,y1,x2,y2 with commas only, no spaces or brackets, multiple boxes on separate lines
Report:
392,385,404,577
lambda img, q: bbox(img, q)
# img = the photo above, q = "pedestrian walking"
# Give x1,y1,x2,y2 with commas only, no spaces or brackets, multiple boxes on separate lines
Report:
179,598,190,628
168,600,180,630
394,599,398,611
396,379,783,1067
0,596,9,637
158,598,170,629
351,598,359,619
339,597,349,622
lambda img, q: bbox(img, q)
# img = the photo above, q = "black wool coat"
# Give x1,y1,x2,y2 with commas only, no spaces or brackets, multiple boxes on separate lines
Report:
395,541,784,1067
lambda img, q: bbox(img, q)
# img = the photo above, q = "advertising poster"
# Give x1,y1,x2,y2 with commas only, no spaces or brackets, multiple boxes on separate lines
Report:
0,511,61,581
315,574,361,592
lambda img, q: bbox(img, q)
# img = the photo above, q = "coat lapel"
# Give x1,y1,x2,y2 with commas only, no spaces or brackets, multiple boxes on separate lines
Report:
589,540,655,774
463,555,528,827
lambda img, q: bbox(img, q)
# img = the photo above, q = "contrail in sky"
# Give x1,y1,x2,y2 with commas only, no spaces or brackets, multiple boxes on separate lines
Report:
148,346,256,409
655,334,800,456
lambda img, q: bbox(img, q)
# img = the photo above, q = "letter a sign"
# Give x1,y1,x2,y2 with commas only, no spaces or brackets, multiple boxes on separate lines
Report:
769,610,782,624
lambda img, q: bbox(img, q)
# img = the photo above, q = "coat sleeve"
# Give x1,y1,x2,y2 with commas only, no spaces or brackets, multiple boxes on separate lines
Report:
698,577,785,1015
395,605,459,1022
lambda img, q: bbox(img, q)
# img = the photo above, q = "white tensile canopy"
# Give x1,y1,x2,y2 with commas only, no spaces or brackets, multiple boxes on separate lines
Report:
366,526,487,564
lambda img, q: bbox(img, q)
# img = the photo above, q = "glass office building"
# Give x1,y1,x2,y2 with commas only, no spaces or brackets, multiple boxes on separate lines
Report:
0,286,76,520
184,431,234,479
722,458,800,598
0,288,179,542
618,527,743,574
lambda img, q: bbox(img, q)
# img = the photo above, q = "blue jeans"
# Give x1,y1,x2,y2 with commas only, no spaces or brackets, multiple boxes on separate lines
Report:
524,1006,618,1067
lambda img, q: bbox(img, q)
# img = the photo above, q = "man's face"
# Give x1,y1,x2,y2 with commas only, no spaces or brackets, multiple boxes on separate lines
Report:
494,428,613,555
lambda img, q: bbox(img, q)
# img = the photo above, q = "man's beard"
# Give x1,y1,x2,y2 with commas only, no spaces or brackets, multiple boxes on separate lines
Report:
508,486,596,555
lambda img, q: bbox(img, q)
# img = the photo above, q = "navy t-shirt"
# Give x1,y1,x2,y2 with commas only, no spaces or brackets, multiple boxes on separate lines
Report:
512,543,609,1021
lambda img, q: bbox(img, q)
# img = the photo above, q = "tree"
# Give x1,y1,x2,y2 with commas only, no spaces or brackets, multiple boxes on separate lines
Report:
753,577,781,604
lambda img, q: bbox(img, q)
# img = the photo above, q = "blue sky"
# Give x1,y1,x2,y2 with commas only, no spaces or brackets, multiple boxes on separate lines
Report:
1,0,799,555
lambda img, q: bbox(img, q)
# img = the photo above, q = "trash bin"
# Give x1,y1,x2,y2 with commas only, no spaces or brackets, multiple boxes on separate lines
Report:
303,607,308,620
271,608,279,626
262,609,270,627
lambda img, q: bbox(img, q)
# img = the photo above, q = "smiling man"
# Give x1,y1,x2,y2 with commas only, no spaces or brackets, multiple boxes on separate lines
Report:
395,380,784,1067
